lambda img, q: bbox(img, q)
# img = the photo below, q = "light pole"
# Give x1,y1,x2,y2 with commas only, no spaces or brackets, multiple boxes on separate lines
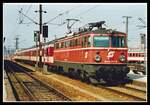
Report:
140,33,146,75
122,16,132,47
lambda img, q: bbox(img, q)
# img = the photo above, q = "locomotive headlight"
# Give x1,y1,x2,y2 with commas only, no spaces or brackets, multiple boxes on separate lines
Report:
95,54,101,62
119,55,126,62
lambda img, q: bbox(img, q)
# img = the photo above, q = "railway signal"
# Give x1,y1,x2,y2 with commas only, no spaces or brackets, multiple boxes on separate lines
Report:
42,25,48,73
34,31,39,42
42,25,48,38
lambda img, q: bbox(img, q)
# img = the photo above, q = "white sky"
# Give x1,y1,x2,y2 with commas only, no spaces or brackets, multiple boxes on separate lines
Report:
3,3,147,49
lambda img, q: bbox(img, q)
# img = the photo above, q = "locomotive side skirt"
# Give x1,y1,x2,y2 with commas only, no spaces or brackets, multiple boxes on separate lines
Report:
54,60,129,82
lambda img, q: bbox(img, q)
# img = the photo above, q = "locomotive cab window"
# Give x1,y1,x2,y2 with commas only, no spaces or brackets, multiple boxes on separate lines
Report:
93,36,109,47
111,36,125,47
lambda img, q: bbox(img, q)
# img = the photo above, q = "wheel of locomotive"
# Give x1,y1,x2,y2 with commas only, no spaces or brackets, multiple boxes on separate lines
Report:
68,68,74,78
79,70,85,81
81,71,96,83
83,72,91,83
76,69,82,79
104,72,115,83
52,66,58,73
48,65,52,71
96,67,107,84
79,71,88,82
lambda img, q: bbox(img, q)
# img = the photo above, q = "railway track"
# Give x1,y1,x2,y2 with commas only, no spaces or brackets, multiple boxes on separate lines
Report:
4,60,72,101
97,81,146,101
5,60,147,101
121,83,146,93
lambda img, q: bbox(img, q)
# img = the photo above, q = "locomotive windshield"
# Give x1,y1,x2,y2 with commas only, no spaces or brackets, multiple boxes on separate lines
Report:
93,35,125,47
111,36,125,47
93,36,109,47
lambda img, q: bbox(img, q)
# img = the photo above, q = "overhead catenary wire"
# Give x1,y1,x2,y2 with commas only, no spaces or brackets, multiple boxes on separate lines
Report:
43,13,64,25
54,5,100,29
25,4,32,15
19,5,38,26
21,5,33,25
19,8,39,25
74,5,99,19
48,5,100,39
44,5,81,25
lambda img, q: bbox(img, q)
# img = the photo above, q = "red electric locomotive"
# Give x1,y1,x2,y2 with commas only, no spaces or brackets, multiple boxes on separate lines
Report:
53,21,130,83
13,21,130,83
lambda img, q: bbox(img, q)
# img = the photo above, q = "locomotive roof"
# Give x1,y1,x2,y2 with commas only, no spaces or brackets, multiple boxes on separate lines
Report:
54,28,126,42
81,28,126,35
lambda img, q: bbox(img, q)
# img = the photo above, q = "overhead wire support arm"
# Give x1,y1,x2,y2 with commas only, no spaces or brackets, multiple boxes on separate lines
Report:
19,9,39,25
25,4,32,15
136,17,146,29
138,18,146,25
68,19,80,28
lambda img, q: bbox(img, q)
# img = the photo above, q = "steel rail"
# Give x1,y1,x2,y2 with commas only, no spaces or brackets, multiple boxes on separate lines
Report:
8,61,72,101
6,61,37,101
119,84,146,93
21,69,72,101
97,84,146,101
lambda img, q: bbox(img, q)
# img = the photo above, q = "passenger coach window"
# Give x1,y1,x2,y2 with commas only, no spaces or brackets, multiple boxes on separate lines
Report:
93,36,109,47
82,36,91,47
55,43,59,49
65,41,70,48
61,42,64,48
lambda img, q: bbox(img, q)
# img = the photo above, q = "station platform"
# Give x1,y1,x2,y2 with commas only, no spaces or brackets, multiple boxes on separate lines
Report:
3,69,16,102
